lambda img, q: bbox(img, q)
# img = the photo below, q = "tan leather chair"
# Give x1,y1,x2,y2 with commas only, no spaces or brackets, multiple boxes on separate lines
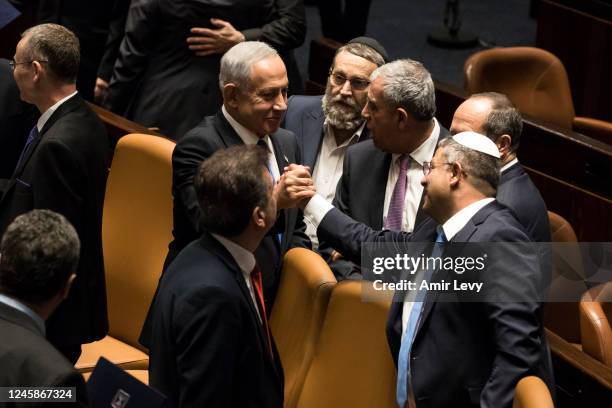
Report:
76,134,175,372
512,376,554,408
580,283,612,368
295,281,396,408
543,211,587,345
270,248,336,408
464,46,612,141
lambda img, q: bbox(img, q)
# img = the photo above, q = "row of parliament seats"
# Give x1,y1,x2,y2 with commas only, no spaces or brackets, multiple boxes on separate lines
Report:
74,132,568,406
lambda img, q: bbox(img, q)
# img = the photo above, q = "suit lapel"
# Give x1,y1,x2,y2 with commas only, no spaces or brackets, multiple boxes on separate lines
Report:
301,107,325,169
371,152,392,229
200,233,273,360
213,111,244,148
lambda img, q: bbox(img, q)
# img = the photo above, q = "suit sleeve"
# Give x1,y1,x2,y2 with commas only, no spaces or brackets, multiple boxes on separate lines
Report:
104,0,160,114
174,286,241,408
242,0,306,51
97,0,132,81
479,239,544,408
172,131,214,232
52,370,89,408
287,135,311,250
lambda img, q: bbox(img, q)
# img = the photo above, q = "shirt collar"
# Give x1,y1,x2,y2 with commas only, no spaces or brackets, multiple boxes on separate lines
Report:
210,233,256,275
392,118,440,166
222,105,266,145
441,197,495,240
324,121,365,149
501,158,519,173
0,293,46,335
37,91,78,132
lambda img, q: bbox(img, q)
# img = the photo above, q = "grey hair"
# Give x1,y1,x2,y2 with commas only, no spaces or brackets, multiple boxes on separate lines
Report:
470,92,523,154
219,41,279,90
438,138,501,196
21,23,80,84
370,59,436,121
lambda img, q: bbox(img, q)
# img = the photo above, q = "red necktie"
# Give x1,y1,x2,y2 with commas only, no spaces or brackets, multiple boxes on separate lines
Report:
250,265,274,359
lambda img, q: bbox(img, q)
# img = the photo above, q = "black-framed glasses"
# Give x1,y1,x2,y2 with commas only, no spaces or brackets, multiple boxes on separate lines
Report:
422,161,453,175
8,59,48,70
328,71,370,91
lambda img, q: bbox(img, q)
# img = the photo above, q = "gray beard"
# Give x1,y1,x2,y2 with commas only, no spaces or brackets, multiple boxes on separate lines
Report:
321,89,365,132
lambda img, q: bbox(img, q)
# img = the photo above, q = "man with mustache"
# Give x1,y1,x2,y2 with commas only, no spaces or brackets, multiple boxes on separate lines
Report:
318,59,450,280
283,37,387,249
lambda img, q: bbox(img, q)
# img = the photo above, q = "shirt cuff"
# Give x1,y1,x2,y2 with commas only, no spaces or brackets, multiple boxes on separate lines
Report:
303,194,334,231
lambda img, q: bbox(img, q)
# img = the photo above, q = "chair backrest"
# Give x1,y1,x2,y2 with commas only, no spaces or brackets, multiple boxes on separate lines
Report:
580,283,612,368
544,211,587,344
103,133,175,352
295,281,396,408
270,248,336,408
464,46,575,129
512,376,554,408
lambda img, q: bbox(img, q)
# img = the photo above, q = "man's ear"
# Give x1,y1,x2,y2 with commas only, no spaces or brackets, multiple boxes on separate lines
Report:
223,83,240,108
59,273,77,301
496,134,512,157
252,205,266,229
396,107,409,129
449,161,463,188
31,60,44,82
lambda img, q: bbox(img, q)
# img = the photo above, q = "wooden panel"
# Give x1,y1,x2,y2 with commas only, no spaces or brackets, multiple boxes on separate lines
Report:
536,0,612,122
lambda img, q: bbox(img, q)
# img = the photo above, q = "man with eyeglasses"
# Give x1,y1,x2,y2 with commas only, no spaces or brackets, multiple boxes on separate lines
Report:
1,23,110,364
318,59,450,281
141,42,310,349
283,37,387,252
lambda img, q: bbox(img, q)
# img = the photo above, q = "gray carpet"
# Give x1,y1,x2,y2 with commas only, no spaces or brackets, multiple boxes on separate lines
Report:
294,0,536,88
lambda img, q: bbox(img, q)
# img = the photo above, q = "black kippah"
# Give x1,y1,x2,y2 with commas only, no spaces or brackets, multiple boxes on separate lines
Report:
347,36,389,63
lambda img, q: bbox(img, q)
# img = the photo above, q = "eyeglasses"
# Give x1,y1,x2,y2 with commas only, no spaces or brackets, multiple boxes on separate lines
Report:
422,161,453,175
8,59,48,70
328,71,370,91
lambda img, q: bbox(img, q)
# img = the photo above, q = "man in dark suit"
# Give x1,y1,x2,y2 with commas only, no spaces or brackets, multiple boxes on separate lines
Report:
1,23,109,363
148,145,293,408
450,92,551,242
0,57,37,185
104,0,306,140
324,59,450,280
282,37,386,248
0,210,87,407
284,132,553,407
165,41,310,312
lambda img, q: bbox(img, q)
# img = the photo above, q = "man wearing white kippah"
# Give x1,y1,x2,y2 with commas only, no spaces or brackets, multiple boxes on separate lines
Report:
279,132,553,408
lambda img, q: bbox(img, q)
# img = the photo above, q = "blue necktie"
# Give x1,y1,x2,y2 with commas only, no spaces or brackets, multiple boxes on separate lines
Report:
257,138,282,244
13,126,39,176
396,227,447,407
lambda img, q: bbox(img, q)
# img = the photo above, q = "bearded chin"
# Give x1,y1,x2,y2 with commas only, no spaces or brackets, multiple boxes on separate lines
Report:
322,94,365,131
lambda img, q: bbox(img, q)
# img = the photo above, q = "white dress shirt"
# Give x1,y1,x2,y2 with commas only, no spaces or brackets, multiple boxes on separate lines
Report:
210,233,262,322
383,118,440,232
500,157,519,174
222,105,280,181
0,293,46,335
37,91,78,132
306,122,364,248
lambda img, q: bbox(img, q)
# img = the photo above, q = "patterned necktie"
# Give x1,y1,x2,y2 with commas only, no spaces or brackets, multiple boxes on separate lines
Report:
385,154,411,230
250,264,274,360
396,227,447,407
13,126,39,176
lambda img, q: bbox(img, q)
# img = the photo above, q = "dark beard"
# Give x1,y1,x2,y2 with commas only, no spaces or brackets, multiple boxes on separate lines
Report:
321,84,365,131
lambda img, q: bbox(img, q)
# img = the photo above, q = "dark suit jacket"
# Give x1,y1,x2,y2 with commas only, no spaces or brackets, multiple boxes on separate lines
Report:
0,94,109,347
498,162,551,243
0,302,88,407
317,202,554,408
148,233,284,408
0,58,37,182
104,0,306,140
167,110,310,308
323,126,450,280
282,94,370,169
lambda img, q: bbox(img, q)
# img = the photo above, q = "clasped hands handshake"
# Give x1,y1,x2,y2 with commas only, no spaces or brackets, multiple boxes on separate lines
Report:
274,164,317,211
